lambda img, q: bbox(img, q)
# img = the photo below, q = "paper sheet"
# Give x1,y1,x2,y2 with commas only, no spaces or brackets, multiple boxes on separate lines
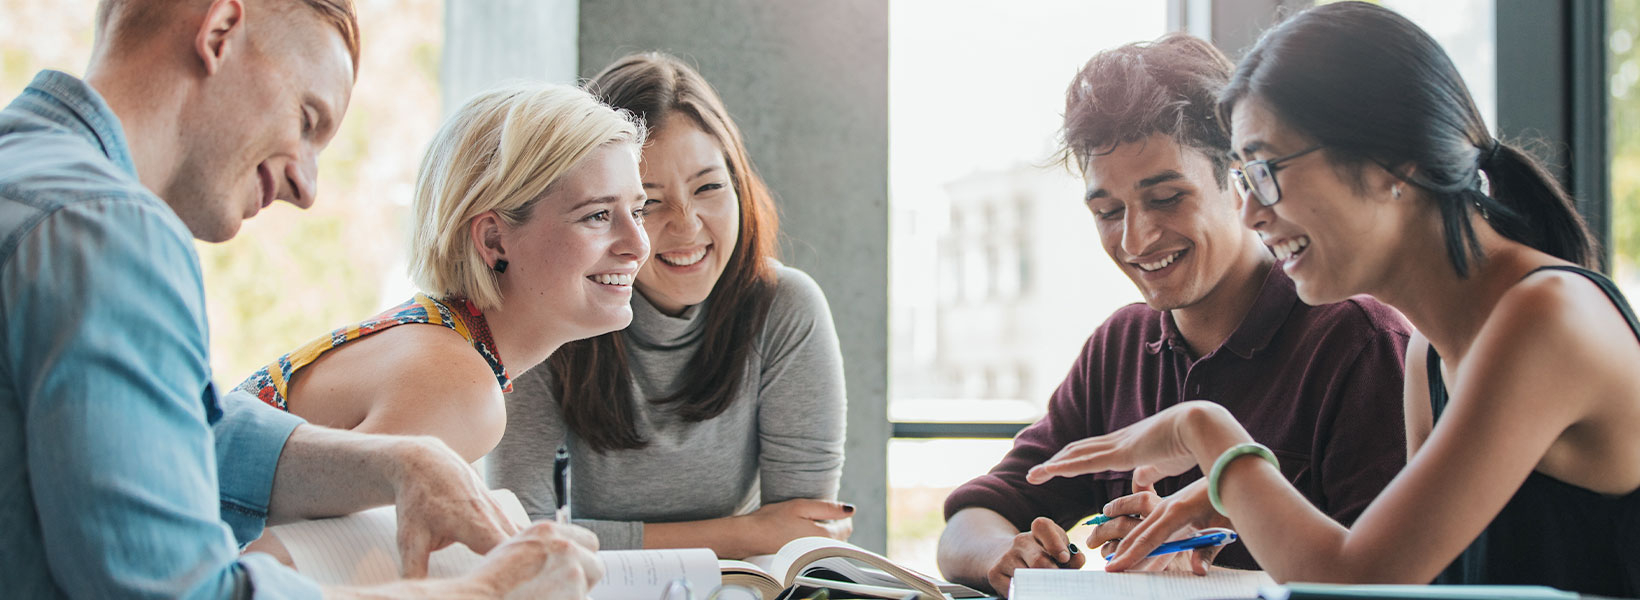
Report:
1009,568,1274,600
269,489,721,599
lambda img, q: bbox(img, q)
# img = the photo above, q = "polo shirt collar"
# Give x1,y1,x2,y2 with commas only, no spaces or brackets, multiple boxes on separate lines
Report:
1145,264,1297,359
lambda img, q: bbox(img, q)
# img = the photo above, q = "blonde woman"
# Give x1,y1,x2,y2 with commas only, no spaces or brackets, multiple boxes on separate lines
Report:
235,83,650,463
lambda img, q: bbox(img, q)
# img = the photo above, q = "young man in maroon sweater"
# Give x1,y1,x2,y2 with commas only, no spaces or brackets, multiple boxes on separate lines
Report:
935,33,1412,595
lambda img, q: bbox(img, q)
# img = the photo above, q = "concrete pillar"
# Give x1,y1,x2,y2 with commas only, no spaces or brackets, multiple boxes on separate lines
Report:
579,0,891,552
441,0,580,115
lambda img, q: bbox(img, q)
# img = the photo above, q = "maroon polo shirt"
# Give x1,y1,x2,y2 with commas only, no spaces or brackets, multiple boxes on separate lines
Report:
943,265,1410,570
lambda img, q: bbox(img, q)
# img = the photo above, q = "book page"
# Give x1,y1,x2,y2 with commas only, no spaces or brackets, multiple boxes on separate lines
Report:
756,537,982,599
1008,568,1275,600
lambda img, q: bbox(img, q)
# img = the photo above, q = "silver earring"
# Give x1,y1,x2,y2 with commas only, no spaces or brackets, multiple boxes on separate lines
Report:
1391,185,1402,200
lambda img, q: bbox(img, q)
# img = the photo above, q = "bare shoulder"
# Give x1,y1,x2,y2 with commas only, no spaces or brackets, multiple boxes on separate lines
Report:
307,324,506,461
1488,269,1638,362
1476,268,1640,493
1463,267,1640,430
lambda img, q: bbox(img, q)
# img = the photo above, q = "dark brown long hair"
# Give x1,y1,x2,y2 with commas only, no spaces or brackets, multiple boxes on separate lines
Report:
549,52,781,452
1219,1,1597,275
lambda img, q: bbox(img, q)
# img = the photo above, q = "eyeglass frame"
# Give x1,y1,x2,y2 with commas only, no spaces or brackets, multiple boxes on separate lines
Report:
1230,144,1324,207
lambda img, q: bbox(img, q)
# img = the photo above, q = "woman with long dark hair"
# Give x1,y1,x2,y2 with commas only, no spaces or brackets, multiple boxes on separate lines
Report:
489,53,851,558
1027,2,1640,593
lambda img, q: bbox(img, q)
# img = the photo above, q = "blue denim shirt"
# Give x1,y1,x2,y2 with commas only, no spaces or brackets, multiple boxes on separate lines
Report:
0,71,321,598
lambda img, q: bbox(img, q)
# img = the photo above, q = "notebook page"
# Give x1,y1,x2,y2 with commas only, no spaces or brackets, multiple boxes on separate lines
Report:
1009,568,1273,600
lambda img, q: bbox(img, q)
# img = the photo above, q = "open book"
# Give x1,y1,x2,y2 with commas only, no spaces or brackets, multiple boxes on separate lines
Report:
723,536,986,600
263,490,980,600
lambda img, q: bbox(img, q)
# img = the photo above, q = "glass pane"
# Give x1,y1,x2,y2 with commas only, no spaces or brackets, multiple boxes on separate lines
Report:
1381,0,1498,133
888,1,1162,424
886,438,1014,575
1613,0,1640,296
886,0,1164,574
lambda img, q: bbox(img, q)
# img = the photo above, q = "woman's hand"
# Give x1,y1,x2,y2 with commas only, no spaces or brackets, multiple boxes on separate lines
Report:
1026,401,1242,487
1092,480,1229,574
736,498,855,556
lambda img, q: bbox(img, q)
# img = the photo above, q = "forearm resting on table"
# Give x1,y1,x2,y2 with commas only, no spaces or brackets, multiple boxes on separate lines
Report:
267,424,439,524
644,517,761,558
937,508,1023,589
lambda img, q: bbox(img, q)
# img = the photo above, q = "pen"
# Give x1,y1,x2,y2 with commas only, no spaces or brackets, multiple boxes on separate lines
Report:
1102,527,1237,561
553,443,572,524
1083,513,1139,526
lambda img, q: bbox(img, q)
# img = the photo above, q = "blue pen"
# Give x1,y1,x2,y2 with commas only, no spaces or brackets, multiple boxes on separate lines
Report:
1103,527,1237,561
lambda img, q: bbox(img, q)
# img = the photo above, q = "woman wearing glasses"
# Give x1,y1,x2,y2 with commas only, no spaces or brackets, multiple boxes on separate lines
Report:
1028,2,1640,594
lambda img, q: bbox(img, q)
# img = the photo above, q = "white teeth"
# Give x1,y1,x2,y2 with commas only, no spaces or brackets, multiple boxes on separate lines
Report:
590,273,634,286
657,246,708,267
1269,235,1312,261
1137,250,1184,272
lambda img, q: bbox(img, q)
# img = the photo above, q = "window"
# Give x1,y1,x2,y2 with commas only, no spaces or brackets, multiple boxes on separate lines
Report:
1612,0,1640,296
887,0,1165,573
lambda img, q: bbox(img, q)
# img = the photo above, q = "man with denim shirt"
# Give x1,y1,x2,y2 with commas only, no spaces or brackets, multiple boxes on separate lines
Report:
0,1,599,598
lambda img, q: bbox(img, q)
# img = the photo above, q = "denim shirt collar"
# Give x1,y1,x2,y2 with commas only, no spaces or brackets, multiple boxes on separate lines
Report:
14,70,137,179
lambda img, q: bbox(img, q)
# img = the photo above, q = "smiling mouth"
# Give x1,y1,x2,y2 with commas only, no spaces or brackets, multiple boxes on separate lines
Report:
588,273,635,286
1269,235,1311,261
1134,249,1186,272
657,246,709,267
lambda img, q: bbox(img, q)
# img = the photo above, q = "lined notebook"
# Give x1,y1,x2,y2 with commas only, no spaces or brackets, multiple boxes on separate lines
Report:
1009,568,1275,600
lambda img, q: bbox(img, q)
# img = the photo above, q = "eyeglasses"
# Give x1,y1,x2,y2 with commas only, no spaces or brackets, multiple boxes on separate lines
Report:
1230,145,1323,207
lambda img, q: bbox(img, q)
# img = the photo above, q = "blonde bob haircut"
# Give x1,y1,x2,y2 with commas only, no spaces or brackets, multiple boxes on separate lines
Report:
409,82,644,311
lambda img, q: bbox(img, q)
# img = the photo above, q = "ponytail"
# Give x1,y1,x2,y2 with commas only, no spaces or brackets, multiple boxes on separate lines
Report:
1477,141,1598,270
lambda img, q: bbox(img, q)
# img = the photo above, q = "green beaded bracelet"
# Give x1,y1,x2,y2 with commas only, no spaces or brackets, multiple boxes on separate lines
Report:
1207,442,1279,517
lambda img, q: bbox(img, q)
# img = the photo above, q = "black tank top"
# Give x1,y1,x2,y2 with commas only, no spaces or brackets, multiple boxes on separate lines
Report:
1426,265,1640,595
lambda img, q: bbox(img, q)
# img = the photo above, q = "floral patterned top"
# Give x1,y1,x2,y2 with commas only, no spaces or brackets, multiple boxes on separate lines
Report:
236,293,511,411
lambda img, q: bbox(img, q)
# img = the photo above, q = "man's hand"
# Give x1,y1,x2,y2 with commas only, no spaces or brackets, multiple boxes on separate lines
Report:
388,438,523,578
985,517,1085,595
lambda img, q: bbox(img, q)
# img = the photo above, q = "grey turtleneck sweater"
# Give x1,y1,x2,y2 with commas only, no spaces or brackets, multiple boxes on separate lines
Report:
487,263,847,549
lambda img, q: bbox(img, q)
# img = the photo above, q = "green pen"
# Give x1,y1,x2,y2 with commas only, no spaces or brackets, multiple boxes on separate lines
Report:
1083,513,1139,526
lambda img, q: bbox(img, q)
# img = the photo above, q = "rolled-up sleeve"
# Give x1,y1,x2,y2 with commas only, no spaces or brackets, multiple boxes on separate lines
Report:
5,198,317,599
214,389,306,545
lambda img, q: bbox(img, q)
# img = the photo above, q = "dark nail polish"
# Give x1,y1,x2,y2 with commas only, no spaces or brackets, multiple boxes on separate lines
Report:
842,503,856,514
